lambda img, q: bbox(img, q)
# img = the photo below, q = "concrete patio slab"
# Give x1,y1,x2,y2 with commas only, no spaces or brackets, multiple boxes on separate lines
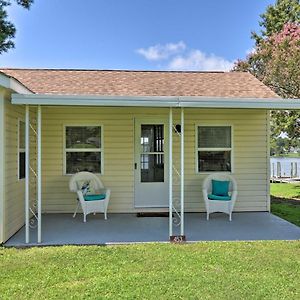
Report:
5,212,300,246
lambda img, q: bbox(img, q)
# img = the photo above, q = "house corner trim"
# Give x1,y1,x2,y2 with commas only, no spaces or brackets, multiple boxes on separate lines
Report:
0,92,5,243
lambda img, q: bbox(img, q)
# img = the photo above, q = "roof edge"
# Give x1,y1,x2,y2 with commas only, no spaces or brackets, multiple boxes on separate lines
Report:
11,93,300,110
0,67,229,74
0,72,33,94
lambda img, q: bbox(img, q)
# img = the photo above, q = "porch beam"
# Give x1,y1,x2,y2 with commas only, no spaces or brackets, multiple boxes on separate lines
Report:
180,108,184,236
169,107,173,237
37,105,42,243
25,105,30,243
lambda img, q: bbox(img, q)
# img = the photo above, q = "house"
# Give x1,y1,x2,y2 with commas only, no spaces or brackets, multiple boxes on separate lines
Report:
0,68,300,244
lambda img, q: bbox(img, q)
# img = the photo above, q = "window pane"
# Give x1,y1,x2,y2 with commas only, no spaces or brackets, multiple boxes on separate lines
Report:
198,126,231,148
141,125,164,153
66,152,101,174
19,121,25,149
66,126,101,149
198,151,231,172
19,152,25,179
141,154,164,182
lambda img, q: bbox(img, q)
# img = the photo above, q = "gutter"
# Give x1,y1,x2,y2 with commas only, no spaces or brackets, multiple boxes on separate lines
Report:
11,93,300,110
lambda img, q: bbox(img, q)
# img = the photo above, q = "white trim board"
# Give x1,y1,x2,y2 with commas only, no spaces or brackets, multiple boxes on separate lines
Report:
11,93,300,109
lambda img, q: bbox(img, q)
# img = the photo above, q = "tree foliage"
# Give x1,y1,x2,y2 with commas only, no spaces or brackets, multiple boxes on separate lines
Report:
233,0,300,153
252,0,300,45
270,136,292,156
237,23,300,99
0,0,33,54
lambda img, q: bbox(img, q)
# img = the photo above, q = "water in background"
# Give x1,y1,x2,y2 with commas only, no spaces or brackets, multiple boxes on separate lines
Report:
270,157,300,178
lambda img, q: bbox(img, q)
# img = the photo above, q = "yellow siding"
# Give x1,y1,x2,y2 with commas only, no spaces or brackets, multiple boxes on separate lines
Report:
42,107,269,213
3,97,37,242
3,96,26,241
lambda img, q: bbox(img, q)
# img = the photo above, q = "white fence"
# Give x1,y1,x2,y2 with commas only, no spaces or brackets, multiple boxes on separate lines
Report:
270,157,300,178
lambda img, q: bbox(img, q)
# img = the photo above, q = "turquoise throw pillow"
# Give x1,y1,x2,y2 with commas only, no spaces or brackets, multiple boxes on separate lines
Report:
208,194,231,201
84,194,106,201
212,180,229,196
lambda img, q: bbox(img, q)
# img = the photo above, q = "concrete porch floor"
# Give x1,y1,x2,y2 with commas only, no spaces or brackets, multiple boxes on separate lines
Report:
5,212,300,246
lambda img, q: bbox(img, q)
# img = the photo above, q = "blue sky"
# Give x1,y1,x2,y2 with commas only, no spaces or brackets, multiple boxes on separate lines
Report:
0,0,275,71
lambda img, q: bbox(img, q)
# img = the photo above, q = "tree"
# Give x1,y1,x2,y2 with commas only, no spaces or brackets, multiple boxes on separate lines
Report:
233,0,300,152
252,0,300,45
241,23,300,98
0,0,33,54
270,136,291,156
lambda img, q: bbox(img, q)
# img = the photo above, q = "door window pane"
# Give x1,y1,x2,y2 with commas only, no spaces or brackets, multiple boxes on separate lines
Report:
66,126,101,149
66,152,101,174
198,151,231,172
141,125,164,153
198,126,231,148
141,154,164,182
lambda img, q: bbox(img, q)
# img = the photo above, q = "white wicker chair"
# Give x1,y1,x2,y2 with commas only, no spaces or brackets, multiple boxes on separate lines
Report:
202,173,238,221
69,172,111,222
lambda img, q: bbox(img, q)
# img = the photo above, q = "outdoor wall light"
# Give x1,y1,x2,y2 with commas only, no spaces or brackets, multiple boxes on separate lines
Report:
174,124,181,133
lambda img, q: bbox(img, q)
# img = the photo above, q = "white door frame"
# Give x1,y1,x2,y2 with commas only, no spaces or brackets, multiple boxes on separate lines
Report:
134,117,169,208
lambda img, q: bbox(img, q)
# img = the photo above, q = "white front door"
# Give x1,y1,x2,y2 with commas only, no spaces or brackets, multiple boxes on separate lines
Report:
134,119,169,208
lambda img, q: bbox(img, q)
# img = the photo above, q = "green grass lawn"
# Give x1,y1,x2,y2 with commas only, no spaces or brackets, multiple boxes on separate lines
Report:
272,202,300,227
271,183,300,199
286,153,300,158
270,183,300,226
272,153,300,158
0,242,299,299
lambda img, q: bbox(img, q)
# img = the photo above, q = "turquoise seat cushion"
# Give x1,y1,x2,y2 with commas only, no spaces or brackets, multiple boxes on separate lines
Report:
84,194,106,201
208,194,231,201
212,179,230,196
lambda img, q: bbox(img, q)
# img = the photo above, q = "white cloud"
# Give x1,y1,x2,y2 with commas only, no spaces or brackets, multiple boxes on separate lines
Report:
168,50,234,71
136,42,234,71
136,41,186,61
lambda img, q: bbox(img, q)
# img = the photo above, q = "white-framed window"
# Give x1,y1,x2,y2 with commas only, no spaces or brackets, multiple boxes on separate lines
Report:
64,125,103,175
196,125,233,173
18,120,26,180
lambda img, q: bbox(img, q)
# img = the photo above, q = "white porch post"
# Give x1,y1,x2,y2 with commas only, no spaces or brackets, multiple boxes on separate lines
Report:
25,105,30,243
37,105,42,243
180,108,184,236
169,107,173,237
